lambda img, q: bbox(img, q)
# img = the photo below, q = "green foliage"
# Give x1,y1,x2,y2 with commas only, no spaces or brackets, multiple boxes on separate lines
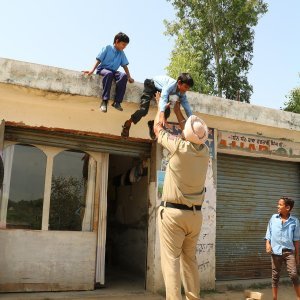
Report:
49,176,85,231
7,198,43,229
283,87,300,113
165,0,268,103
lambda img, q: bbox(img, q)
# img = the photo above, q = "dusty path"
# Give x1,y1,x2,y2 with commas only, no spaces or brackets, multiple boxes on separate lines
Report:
202,285,296,299
0,284,296,300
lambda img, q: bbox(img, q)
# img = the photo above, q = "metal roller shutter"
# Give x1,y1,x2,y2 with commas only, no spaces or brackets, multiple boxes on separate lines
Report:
5,126,151,157
216,153,300,280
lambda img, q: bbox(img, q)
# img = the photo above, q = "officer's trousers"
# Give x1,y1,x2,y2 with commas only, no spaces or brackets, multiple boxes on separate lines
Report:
158,206,202,300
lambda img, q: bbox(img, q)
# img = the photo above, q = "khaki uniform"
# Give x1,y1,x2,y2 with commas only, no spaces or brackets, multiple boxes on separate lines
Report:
158,129,209,300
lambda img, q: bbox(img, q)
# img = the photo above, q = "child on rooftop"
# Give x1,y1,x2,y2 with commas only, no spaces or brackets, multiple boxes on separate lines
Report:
83,32,134,113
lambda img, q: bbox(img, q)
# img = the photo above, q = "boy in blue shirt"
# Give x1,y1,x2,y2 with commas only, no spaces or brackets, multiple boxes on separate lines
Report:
83,32,134,112
265,196,300,300
121,73,194,139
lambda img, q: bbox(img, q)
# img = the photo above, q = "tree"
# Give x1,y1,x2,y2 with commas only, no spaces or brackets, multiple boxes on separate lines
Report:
283,87,300,113
164,0,268,103
49,176,85,231
7,198,43,229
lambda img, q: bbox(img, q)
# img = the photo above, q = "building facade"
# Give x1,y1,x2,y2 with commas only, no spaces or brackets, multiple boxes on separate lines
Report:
0,58,299,293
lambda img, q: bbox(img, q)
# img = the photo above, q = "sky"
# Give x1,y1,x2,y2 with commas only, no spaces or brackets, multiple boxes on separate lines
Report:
0,0,299,110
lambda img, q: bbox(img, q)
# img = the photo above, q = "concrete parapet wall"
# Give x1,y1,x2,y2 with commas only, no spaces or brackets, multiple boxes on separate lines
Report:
0,57,143,103
0,57,300,133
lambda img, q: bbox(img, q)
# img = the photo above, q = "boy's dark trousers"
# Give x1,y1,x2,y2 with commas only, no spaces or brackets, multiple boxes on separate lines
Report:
97,68,128,103
271,250,299,287
130,79,170,124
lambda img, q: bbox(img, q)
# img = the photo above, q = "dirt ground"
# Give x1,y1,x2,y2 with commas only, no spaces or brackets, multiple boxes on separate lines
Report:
0,286,297,300
0,281,297,300
202,284,297,300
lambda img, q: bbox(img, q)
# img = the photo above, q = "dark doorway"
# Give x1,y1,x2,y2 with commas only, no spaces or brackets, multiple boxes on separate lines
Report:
105,154,148,290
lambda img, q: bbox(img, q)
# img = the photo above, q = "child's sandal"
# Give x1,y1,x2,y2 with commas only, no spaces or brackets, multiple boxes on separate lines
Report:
121,124,130,138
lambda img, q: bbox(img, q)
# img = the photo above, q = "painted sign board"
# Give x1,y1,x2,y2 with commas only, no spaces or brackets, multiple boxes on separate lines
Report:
218,131,300,159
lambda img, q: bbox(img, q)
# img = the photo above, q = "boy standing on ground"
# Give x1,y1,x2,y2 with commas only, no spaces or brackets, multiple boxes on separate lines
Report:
121,73,193,139
265,196,300,300
83,32,134,112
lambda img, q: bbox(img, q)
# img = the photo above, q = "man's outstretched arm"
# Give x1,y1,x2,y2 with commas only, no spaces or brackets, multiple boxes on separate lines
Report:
154,92,164,138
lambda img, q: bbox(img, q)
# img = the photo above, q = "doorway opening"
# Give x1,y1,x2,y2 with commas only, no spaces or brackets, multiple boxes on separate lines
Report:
105,154,148,291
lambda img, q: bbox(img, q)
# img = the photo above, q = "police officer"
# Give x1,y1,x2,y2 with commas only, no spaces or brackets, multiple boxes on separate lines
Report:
154,97,209,300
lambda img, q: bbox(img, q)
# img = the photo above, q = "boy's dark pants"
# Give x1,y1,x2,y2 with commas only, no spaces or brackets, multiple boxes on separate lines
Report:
97,68,128,103
131,79,170,124
271,250,299,287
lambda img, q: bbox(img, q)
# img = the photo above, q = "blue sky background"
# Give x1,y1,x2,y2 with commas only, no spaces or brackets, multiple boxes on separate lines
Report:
0,0,299,110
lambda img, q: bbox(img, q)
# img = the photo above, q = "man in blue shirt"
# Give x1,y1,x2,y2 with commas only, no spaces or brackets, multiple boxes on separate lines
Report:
121,73,193,139
83,32,134,112
265,196,300,300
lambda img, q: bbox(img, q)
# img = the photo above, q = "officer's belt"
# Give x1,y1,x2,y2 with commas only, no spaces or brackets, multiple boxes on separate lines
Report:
160,201,202,211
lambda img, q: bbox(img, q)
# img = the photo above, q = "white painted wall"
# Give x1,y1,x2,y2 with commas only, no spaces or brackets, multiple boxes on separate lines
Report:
197,158,216,289
0,230,97,292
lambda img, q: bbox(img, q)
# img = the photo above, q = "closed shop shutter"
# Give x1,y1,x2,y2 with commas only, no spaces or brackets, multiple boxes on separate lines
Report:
216,153,300,280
